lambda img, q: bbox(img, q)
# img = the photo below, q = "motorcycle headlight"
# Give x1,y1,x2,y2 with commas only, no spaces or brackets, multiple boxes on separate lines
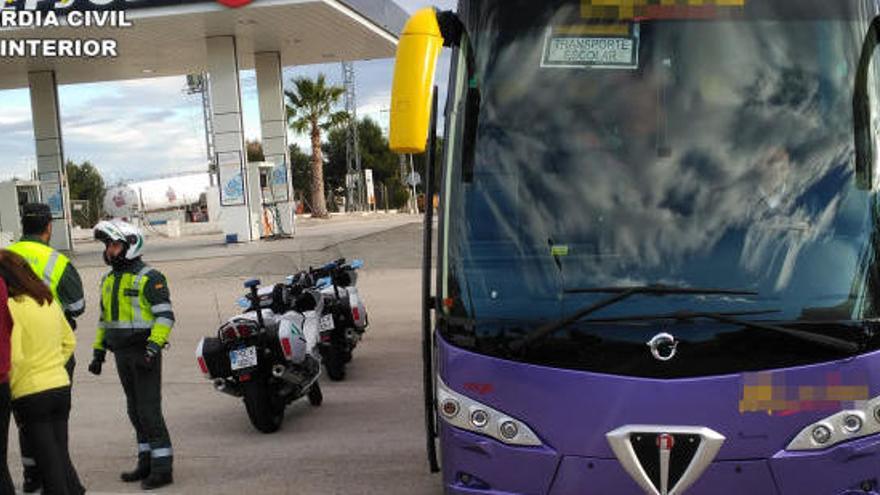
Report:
436,378,542,447
787,397,880,451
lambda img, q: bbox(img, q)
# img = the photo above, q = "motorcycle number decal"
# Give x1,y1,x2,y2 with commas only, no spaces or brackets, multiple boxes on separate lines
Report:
319,314,335,331
229,346,258,371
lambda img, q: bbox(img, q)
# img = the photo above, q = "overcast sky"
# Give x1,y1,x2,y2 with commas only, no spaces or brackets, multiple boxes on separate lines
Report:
0,0,456,184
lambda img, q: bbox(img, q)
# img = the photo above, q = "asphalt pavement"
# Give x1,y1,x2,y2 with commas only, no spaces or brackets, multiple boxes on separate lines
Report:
7,214,443,494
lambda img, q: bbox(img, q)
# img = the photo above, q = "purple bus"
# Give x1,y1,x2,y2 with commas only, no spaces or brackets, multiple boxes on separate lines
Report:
390,1,880,494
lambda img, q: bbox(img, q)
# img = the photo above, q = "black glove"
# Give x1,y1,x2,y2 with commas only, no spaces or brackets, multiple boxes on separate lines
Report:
88,349,105,376
142,342,162,370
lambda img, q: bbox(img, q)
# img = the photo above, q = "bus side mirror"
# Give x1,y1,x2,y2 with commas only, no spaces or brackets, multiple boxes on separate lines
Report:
390,8,445,154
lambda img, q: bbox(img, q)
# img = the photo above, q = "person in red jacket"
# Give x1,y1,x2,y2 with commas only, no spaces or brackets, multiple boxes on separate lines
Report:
0,276,15,494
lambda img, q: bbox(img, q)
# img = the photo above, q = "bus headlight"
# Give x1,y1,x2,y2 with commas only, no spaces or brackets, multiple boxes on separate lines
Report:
440,398,461,418
788,403,877,451
811,425,832,444
470,409,489,428
499,420,519,440
843,414,863,434
436,378,543,447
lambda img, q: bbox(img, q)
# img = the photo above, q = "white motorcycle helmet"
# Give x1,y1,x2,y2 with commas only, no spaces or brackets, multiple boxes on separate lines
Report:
94,219,145,260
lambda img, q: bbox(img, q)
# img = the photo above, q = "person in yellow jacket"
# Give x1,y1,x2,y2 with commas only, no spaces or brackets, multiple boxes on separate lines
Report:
0,250,84,495
8,202,86,493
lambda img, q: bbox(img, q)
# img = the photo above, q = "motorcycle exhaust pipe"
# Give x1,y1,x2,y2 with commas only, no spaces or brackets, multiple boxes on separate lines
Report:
272,364,298,384
272,364,287,379
272,364,313,388
213,378,242,398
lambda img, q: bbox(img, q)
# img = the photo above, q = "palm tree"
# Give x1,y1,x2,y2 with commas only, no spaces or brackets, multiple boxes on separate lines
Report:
285,74,348,218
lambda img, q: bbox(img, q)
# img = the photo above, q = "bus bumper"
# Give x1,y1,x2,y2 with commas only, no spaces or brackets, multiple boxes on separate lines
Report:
441,425,880,495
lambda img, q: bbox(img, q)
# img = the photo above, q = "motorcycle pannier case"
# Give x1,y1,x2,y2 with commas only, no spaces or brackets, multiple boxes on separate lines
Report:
201,337,232,378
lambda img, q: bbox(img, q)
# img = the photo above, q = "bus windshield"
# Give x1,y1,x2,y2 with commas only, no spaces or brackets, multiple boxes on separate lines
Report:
441,0,880,375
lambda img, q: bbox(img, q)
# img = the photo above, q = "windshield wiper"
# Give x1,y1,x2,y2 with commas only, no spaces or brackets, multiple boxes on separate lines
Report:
511,284,757,352
581,310,862,354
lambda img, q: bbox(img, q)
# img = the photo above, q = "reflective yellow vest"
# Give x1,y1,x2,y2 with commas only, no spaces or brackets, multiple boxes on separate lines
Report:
94,267,173,351
7,240,69,302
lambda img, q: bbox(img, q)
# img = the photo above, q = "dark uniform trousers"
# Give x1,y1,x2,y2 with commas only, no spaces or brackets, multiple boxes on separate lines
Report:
114,345,173,474
0,382,14,494
18,345,75,485
12,387,84,495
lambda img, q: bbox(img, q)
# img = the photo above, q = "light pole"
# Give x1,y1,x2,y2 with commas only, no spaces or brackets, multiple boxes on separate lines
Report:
409,154,418,214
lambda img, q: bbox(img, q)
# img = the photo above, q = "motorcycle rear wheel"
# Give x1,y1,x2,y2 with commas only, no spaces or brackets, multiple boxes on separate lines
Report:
242,378,284,433
308,382,323,406
324,348,347,381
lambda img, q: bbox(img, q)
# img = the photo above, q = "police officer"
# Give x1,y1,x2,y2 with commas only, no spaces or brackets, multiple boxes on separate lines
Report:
88,220,174,490
6,202,85,493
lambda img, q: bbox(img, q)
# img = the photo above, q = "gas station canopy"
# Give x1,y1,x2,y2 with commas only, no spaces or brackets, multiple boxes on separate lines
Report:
0,0,407,90
0,0,408,250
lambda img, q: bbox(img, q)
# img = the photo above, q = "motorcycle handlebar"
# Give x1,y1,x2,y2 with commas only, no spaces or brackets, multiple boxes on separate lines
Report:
308,258,362,280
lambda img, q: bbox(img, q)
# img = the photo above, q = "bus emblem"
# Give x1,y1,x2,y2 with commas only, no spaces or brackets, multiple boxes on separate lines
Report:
606,425,725,495
657,433,674,495
647,333,678,361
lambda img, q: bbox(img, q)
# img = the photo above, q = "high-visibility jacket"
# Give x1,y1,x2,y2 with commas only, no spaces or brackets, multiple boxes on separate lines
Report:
8,296,75,400
7,239,85,318
93,260,174,352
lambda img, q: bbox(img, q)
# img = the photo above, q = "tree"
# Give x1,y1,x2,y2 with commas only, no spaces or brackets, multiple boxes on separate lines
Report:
289,143,312,210
324,117,410,210
285,74,348,218
65,160,105,228
246,140,265,163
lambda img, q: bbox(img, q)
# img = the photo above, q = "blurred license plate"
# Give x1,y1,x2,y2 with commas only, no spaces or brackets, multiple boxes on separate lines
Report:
320,314,335,331
229,346,257,371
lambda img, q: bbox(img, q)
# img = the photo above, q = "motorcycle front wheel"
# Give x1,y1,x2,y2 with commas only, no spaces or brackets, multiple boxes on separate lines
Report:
242,377,284,433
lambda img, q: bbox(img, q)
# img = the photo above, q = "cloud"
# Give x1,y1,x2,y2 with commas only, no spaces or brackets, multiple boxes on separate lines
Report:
0,102,30,126
396,0,457,13
0,120,34,137
0,1,458,183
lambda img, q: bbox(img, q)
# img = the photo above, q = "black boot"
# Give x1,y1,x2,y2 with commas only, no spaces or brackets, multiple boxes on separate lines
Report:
141,471,173,490
22,466,41,493
121,453,151,482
